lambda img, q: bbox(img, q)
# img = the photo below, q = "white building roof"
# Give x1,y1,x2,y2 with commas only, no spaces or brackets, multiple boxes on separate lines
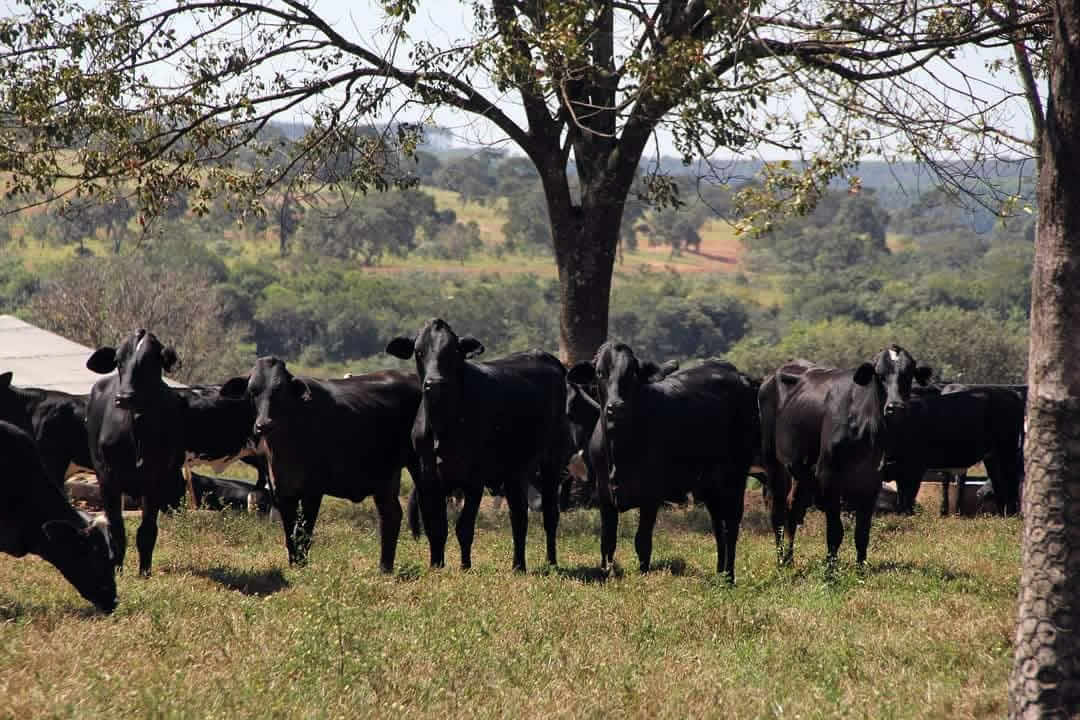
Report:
0,315,184,395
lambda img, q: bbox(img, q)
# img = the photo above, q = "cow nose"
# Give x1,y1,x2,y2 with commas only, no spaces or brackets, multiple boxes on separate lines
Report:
114,393,134,409
884,401,905,416
254,419,274,436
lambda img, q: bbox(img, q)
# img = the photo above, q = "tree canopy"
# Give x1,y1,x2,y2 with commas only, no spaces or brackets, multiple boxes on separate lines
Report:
0,0,1050,360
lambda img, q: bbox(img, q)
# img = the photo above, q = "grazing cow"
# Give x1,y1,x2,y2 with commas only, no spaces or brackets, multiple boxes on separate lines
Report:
887,384,1025,516
0,420,117,612
762,346,932,565
386,318,566,572
0,372,93,486
567,346,758,582
177,383,269,507
221,358,420,571
86,329,187,576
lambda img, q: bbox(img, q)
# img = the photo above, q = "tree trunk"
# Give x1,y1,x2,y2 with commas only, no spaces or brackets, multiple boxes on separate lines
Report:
550,203,620,366
1009,1,1080,715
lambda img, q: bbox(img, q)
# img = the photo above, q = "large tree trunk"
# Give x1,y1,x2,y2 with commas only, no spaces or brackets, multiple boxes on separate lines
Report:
1009,1,1080,715
550,203,620,365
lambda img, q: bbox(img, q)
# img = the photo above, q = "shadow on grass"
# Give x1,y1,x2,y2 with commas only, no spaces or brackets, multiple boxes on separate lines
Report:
192,566,290,596
649,557,699,577
0,596,109,621
869,560,975,583
552,564,623,584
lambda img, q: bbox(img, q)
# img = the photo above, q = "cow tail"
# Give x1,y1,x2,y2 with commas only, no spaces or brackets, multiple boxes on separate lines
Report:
407,486,422,539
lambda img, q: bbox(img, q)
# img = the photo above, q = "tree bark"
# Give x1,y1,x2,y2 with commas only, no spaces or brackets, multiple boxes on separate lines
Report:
550,200,621,366
1010,1,1080,715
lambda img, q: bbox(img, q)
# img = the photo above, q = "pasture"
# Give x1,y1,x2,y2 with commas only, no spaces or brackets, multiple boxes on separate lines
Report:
0,494,1019,719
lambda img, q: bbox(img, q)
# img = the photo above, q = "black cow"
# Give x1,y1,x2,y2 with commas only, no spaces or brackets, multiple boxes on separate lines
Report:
762,346,932,565
177,383,269,508
887,384,1025,516
0,420,117,612
386,318,566,572
562,359,680,510
221,358,420,571
86,330,187,576
0,372,93,486
567,345,758,582
188,471,272,514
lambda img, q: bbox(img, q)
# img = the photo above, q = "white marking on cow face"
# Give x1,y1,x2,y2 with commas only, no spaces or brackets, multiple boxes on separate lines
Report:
888,348,900,362
135,333,147,354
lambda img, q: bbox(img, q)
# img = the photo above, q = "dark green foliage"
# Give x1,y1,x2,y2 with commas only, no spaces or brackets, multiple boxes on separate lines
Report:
501,190,551,253
298,189,449,266
0,256,38,313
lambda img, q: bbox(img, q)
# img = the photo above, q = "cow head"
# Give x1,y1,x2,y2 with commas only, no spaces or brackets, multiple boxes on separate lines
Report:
386,318,483,434
853,344,932,419
220,357,309,439
86,329,179,410
41,515,117,613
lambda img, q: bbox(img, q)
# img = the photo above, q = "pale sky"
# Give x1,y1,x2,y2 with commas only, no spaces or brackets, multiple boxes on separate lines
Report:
290,1,1040,163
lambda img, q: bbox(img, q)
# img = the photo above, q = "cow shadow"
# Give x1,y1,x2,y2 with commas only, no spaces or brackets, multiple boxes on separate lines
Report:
552,564,624,584
868,560,975,583
0,597,109,621
192,566,290,597
649,557,699,577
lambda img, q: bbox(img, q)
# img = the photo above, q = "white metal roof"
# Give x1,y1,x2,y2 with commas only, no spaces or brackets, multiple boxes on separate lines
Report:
0,315,184,395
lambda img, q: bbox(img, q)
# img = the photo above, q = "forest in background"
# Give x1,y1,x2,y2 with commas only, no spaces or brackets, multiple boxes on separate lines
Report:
0,138,1034,386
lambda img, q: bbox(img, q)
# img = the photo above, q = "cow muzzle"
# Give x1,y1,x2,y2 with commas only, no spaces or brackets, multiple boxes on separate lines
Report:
253,419,276,437
114,393,136,410
883,401,907,418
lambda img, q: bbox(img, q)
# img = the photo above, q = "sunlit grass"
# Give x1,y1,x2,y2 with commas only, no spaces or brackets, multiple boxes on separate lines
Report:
0,497,1019,719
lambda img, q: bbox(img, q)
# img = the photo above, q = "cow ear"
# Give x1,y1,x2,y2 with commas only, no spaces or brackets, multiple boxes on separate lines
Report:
915,366,933,386
86,347,117,374
385,337,414,360
853,363,875,386
459,337,484,359
160,346,180,373
41,520,81,545
220,376,249,399
567,363,597,385
0,371,11,389
291,377,312,402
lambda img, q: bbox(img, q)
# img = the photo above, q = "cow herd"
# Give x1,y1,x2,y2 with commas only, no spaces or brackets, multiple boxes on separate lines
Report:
0,320,1027,614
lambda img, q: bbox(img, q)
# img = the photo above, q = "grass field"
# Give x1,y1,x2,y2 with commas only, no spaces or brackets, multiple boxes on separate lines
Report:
0,496,1019,719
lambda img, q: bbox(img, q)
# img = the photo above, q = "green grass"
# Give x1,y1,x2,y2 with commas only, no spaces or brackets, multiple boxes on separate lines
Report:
0,498,1019,719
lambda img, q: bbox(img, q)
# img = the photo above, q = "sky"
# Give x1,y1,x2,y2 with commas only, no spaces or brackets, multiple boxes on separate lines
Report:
290,1,1041,163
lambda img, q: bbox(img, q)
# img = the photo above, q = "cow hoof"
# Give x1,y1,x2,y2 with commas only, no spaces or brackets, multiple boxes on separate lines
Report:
139,568,151,578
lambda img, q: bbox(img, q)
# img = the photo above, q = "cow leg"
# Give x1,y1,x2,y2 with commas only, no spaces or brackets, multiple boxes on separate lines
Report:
940,472,951,516
102,484,126,573
782,468,813,566
373,477,403,574
503,474,530,572
288,492,323,565
454,485,483,570
706,481,746,584
135,496,160,577
634,503,659,573
600,503,619,572
276,495,302,564
764,459,788,563
824,500,844,565
853,499,874,566
538,465,561,566
418,487,449,568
